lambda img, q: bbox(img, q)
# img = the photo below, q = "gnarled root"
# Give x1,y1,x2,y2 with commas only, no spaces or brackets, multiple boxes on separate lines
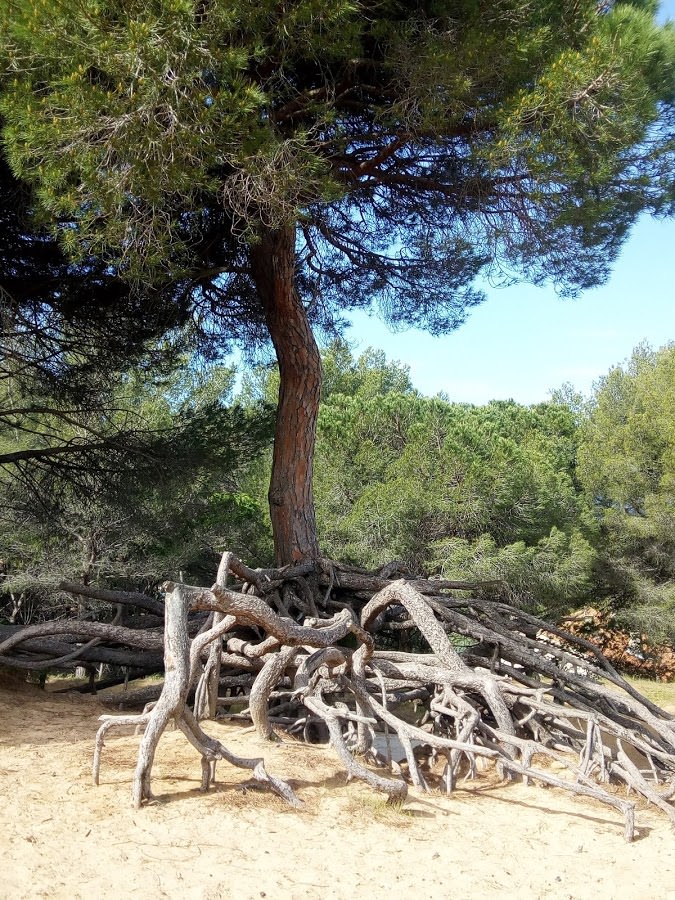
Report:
93,583,298,809
81,552,675,839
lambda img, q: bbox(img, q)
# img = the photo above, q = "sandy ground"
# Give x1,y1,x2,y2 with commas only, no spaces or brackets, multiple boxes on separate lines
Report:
1,680,674,900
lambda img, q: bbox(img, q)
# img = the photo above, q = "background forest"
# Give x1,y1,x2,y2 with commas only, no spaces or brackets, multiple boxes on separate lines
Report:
2,337,674,646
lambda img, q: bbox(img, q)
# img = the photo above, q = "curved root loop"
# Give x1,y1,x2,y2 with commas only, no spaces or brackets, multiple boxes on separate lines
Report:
83,553,675,839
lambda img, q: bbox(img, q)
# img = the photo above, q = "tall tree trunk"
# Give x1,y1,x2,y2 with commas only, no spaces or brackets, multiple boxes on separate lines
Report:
249,224,321,565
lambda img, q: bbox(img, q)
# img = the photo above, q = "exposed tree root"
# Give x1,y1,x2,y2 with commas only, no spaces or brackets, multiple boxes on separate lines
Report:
90,583,299,809
2,552,675,837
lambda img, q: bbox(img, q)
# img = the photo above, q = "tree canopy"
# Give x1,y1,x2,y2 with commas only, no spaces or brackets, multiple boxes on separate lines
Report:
578,341,675,638
0,151,194,480
2,1,674,295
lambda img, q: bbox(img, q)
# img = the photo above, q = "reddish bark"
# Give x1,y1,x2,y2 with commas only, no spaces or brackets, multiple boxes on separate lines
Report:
249,224,322,565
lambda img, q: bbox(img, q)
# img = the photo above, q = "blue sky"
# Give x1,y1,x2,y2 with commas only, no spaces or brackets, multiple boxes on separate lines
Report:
345,214,674,405
343,1,675,406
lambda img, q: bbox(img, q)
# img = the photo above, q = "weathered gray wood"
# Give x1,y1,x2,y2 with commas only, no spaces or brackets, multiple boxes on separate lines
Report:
93,580,300,809
191,612,237,720
59,580,164,616
250,645,301,740
6,548,661,836
132,584,191,807
363,581,516,739
177,707,302,807
0,620,164,654
197,551,236,719
303,690,407,803
93,712,152,785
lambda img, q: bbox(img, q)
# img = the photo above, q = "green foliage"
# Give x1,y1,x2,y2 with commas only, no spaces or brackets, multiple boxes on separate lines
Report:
577,342,675,638
320,340,415,402
4,332,675,640
0,0,352,276
0,0,672,306
2,0,674,577
314,340,675,632
433,529,597,615
579,342,675,515
310,345,592,616
0,353,274,621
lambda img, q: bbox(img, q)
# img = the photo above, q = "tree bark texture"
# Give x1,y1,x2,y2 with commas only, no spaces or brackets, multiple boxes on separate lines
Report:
249,224,321,565
92,578,301,809
132,584,191,807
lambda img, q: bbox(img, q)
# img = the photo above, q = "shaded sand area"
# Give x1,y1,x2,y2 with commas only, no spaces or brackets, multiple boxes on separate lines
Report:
1,679,674,900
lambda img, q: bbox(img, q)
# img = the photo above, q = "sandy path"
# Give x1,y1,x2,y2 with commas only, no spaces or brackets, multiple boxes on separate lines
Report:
1,682,674,900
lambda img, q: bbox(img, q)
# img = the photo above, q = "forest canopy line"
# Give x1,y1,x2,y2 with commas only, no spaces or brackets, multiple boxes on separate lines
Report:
2,339,675,647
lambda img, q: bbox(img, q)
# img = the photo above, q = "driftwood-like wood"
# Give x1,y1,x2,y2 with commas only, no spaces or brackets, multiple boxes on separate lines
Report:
2,552,675,837
92,583,300,809
58,581,165,616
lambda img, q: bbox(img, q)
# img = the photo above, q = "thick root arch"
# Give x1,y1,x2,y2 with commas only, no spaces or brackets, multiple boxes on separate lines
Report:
4,552,672,838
